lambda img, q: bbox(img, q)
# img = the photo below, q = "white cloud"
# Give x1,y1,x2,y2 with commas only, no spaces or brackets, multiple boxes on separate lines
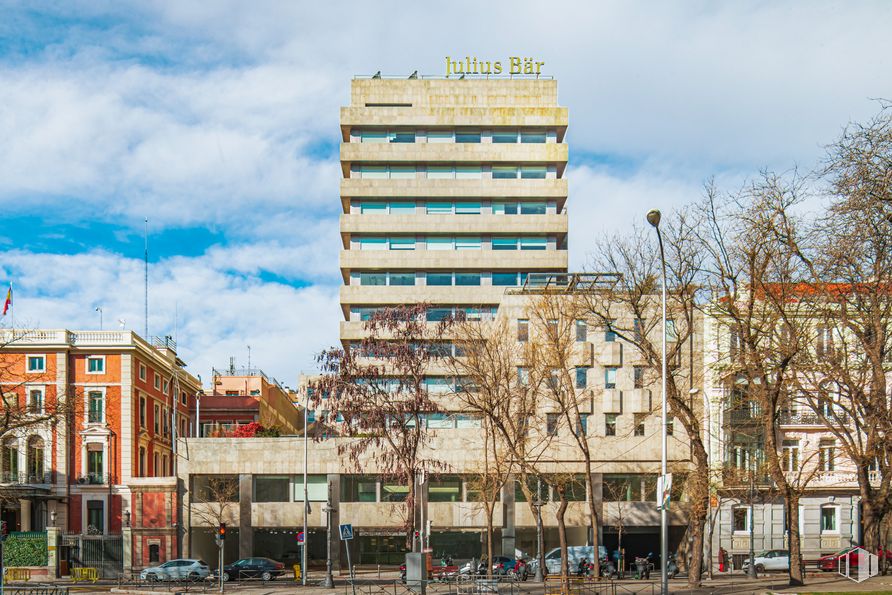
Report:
0,249,341,384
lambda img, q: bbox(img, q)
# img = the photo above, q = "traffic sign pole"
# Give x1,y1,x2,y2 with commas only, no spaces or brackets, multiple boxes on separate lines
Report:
340,524,356,595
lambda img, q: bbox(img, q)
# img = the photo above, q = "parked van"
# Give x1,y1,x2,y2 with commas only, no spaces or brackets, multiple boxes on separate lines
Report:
531,546,607,575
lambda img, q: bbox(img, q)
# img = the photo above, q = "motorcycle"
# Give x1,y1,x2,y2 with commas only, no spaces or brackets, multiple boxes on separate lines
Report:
576,559,596,578
600,557,618,580
666,553,679,579
506,558,529,581
633,553,653,580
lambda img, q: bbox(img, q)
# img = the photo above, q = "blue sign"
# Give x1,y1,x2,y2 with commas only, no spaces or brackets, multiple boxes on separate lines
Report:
339,523,354,541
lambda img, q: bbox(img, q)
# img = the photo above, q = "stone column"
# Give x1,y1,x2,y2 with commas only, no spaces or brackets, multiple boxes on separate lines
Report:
501,475,515,557
122,526,133,574
46,526,60,579
19,499,32,531
328,474,341,572
239,474,253,559
590,473,604,546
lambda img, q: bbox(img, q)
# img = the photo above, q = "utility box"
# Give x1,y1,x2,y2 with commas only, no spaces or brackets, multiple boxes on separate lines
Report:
405,552,429,594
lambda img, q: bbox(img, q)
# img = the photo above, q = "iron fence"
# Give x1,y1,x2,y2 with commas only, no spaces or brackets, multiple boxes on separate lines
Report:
60,534,122,579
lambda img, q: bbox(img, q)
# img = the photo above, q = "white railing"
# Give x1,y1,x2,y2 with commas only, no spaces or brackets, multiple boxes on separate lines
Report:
0,329,137,347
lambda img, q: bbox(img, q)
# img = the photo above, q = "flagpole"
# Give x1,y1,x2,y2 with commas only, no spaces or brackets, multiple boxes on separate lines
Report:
9,283,13,330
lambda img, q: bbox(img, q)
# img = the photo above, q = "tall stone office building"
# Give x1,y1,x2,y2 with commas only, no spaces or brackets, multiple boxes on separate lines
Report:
338,78,569,336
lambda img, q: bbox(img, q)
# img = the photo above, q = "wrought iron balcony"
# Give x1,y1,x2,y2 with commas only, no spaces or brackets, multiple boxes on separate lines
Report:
0,471,55,485
76,473,109,485
777,411,848,426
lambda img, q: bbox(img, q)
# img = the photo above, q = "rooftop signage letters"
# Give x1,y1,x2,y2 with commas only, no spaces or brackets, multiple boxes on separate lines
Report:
445,56,544,77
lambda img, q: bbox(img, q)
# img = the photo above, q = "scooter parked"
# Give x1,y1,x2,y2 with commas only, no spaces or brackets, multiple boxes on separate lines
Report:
666,553,679,579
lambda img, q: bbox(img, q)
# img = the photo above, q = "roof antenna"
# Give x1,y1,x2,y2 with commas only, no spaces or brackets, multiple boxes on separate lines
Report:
144,217,149,339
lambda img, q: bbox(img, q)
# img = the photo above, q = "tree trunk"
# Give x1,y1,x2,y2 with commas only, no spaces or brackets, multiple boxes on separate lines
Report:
583,463,601,578
685,469,709,587
406,475,416,552
556,495,570,592
787,493,804,586
486,502,494,579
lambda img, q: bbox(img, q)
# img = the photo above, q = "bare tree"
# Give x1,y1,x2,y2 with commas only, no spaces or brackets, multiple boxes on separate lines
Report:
314,305,453,550
580,219,709,587
697,175,813,585
527,293,603,578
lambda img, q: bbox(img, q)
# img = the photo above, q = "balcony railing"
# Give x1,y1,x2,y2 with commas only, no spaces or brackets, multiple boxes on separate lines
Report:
0,471,55,485
778,411,848,425
726,409,761,424
76,473,109,486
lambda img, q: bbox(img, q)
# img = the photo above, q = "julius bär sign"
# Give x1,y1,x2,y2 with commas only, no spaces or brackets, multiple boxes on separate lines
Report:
445,56,544,76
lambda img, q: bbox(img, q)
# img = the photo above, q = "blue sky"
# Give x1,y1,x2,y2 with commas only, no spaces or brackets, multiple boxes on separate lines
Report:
1,0,891,384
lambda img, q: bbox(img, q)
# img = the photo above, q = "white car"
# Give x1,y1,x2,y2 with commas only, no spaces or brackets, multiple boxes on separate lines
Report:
140,559,210,582
741,550,789,573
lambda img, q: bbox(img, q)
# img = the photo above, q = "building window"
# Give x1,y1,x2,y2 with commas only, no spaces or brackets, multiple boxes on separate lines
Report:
28,388,44,414
605,322,617,342
455,273,481,286
605,414,617,436
732,507,750,533
492,237,518,250
153,452,159,476
27,436,45,482
389,272,415,286
86,500,104,534
493,272,522,286
575,367,588,389
181,391,187,406
88,391,104,423
633,414,646,436
519,236,547,250
455,131,481,143
139,396,146,428
27,355,46,373
820,505,838,533
575,414,589,437
154,404,161,434
517,367,529,387
86,356,105,374
2,440,20,482
517,319,529,342
604,368,617,389
816,326,834,358
546,413,559,436
520,165,547,179
819,438,836,471
429,476,462,502
149,544,160,563
665,319,678,342
492,130,518,143
153,374,161,391
521,129,547,144
575,320,587,342
138,447,145,477
782,439,799,472
162,379,169,394
87,447,103,482
138,363,147,381
634,366,645,389
341,476,377,502
492,166,518,179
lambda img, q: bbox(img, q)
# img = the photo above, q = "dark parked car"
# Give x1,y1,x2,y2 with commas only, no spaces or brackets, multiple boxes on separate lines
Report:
220,557,286,581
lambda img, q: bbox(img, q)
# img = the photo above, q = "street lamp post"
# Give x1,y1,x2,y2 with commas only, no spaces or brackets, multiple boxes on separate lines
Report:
322,492,335,588
303,388,309,586
748,464,757,579
646,209,669,595
532,496,545,582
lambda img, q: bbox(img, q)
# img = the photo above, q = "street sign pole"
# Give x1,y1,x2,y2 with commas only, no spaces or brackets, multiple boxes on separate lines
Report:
340,524,356,595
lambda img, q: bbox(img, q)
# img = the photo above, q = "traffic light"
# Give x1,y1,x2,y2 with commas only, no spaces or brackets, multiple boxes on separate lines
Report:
219,523,226,541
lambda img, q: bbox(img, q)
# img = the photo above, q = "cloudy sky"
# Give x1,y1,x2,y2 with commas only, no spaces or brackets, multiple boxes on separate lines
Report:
1,1,890,385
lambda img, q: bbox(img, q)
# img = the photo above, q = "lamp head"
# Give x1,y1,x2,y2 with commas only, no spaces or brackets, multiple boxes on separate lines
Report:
646,209,662,228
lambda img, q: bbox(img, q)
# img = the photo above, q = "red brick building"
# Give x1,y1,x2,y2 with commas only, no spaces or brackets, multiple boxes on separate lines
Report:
0,329,200,571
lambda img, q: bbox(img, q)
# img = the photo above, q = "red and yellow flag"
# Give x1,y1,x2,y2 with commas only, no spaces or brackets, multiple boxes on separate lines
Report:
2,284,11,316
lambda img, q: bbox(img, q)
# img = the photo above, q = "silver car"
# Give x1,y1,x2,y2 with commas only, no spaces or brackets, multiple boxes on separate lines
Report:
140,559,210,582
742,550,789,573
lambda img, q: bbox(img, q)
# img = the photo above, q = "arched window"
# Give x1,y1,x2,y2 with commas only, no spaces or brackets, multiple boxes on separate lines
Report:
27,436,45,482
2,439,19,482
